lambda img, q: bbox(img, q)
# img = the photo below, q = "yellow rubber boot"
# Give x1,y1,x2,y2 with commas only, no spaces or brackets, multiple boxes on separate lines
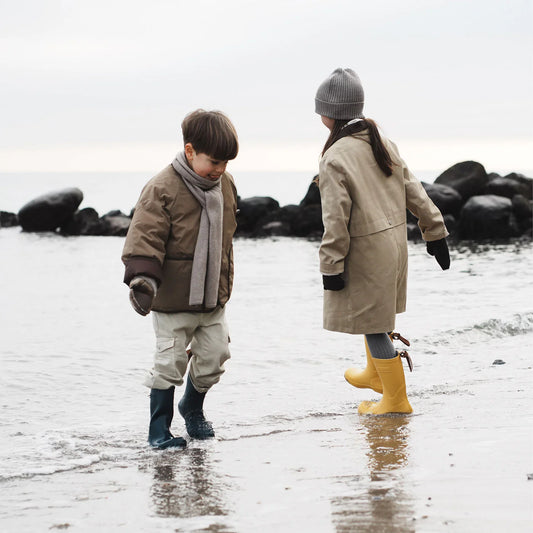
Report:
344,339,383,394
357,354,413,415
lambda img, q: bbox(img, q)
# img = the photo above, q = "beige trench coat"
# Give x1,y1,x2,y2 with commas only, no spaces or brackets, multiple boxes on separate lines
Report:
319,132,448,334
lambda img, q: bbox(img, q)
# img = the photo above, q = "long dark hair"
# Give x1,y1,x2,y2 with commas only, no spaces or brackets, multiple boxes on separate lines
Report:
321,118,395,177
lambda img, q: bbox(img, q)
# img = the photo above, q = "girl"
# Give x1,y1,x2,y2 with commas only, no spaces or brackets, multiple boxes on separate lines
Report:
315,68,450,415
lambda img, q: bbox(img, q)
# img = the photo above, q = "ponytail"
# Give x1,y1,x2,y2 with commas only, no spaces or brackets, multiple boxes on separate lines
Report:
321,118,395,177
321,119,349,157
365,118,394,177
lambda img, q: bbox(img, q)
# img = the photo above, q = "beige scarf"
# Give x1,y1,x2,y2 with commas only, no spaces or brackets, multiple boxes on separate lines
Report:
172,152,223,308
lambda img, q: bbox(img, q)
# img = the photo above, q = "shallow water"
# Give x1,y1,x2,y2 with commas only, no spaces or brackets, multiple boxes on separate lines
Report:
0,229,532,532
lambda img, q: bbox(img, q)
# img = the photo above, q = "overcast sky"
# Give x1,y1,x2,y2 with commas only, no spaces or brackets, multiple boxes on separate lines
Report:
1,0,532,173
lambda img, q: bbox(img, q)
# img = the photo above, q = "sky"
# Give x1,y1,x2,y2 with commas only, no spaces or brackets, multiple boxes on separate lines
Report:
1,0,532,174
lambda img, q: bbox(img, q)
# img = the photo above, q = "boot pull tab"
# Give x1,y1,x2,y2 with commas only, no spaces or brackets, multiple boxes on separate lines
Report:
389,331,411,346
399,350,413,372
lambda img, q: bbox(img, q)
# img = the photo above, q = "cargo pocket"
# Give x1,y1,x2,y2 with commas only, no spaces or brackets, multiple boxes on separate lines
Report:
156,337,175,353
154,337,176,378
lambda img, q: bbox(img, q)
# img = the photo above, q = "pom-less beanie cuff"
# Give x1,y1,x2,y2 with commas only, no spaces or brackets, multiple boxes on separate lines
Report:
315,98,364,120
315,67,365,120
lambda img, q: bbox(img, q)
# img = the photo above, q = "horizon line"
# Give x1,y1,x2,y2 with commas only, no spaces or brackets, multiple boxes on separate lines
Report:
0,137,531,176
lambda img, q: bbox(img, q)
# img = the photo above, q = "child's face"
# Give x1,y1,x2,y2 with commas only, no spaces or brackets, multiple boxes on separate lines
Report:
185,143,228,181
321,115,335,131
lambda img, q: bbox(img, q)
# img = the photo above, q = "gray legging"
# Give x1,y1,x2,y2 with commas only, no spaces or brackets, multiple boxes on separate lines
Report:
365,333,397,359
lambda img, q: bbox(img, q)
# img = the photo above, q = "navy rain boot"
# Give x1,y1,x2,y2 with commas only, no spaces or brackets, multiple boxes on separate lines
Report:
178,375,215,440
148,387,187,449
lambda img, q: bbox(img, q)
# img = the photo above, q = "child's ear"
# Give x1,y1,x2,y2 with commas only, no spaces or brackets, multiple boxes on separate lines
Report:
184,143,194,161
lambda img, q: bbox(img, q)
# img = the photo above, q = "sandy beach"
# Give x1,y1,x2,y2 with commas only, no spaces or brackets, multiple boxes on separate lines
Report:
1,232,532,532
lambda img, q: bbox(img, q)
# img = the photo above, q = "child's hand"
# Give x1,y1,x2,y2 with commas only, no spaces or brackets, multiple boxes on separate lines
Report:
323,274,345,291
129,276,157,316
426,238,450,270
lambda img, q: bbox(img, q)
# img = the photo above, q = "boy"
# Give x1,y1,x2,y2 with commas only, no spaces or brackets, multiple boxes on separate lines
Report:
122,109,239,449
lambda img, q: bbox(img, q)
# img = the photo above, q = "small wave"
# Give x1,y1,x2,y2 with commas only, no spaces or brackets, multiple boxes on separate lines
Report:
0,430,142,483
221,428,292,441
410,385,474,399
0,454,103,483
429,312,533,345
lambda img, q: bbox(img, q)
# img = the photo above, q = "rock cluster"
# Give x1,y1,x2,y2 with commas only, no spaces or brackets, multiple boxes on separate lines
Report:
422,161,532,241
1,161,531,242
237,161,532,241
0,187,132,236
235,189,323,238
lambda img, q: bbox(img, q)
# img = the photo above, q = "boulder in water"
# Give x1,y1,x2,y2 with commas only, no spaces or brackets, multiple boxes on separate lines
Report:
502,173,533,200
0,211,19,228
422,182,464,217
511,195,532,236
483,176,532,200
434,161,488,201
236,196,280,235
18,188,83,232
61,207,107,236
290,204,323,237
459,195,520,240
101,213,131,236
299,179,321,207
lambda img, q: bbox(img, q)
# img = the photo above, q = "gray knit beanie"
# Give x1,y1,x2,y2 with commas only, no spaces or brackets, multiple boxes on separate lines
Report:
315,68,365,120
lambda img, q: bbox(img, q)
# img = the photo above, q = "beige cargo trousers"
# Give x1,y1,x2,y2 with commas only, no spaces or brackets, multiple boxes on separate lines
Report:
143,306,231,393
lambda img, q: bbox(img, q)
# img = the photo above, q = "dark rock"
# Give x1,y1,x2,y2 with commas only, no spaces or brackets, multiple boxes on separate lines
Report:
406,223,421,241
512,195,532,221
102,214,131,236
236,196,280,234
240,198,324,238
407,214,456,240
255,220,292,237
503,173,533,200
512,195,532,236
104,209,129,218
61,207,107,236
422,182,463,217
492,359,506,365
443,214,457,236
483,177,531,199
0,211,19,227
253,204,298,235
406,209,418,224
278,204,301,225
459,195,521,240
299,179,321,207
291,204,323,237
434,161,488,201
18,188,83,232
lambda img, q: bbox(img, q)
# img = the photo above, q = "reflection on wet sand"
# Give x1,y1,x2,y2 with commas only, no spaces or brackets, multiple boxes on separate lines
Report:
149,446,234,528
332,416,415,533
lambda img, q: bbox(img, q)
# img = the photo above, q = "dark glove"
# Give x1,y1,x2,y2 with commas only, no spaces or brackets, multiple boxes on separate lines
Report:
323,274,345,291
426,238,450,270
129,276,157,316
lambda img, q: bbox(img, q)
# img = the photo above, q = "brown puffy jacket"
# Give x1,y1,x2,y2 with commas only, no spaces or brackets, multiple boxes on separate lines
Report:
122,164,238,312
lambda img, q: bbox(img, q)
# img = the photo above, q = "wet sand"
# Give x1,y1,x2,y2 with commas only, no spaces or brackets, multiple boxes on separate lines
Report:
4,349,532,533
1,233,532,532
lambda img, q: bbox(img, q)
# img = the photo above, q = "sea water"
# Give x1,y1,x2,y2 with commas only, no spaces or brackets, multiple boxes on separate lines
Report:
0,224,532,532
